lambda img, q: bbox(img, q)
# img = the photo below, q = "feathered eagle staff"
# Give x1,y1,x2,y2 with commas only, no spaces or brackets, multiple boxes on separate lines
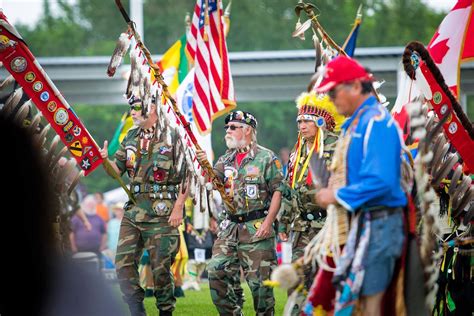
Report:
398,41,474,312
109,0,235,214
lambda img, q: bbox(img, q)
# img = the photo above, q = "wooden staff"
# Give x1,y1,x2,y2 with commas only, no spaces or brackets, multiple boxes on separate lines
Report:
114,0,236,213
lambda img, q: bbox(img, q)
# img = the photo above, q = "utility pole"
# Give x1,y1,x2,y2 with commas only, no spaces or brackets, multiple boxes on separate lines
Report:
130,0,144,42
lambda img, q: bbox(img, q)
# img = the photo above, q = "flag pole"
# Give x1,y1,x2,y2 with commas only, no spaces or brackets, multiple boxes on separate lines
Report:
114,0,236,214
296,2,381,102
341,4,362,52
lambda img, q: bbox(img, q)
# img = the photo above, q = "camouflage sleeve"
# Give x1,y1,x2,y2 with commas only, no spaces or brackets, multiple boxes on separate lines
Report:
264,154,284,193
277,180,294,233
213,155,225,182
114,137,127,176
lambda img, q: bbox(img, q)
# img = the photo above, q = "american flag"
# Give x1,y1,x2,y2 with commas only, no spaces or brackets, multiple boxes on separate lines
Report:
186,0,236,134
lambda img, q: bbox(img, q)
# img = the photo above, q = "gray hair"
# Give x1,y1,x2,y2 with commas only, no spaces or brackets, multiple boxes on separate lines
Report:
236,122,257,143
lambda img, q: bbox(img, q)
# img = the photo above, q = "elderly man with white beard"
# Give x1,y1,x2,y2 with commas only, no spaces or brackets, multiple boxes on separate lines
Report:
196,110,284,316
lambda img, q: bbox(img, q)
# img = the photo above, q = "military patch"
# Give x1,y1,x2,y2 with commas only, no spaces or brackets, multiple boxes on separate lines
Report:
126,150,136,169
73,125,81,136
81,136,88,144
10,57,27,72
63,121,73,133
83,146,92,156
448,122,457,134
274,158,282,170
65,133,74,143
445,113,453,124
81,157,91,170
254,221,262,229
440,104,449,115
40,91,49,102
24,72,35,82
153,169,167,182
54,108,69,125
0,35,15,47
69,140,83,157
224,166,238,179
47,101,57,112
433,91,442,104
154,201,168,215
246,184,258,199
159,146,172,154
245,165,260,176
32,81,43,92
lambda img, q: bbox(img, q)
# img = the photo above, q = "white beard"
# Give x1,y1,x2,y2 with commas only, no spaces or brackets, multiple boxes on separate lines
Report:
225,135,246,149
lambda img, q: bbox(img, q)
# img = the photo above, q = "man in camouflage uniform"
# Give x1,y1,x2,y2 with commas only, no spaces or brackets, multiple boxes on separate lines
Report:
278,92,344,315
197,110,284,316
100,95,188,316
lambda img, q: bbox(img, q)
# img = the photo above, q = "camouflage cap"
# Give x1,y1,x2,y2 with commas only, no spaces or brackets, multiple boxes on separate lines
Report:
225,110,258,129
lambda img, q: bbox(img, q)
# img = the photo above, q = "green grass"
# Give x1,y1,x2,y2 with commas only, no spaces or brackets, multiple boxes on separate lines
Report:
140,282,287,316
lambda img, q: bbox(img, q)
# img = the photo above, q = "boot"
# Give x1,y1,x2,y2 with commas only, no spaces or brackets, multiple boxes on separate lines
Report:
128,301,146,316
159,310,172,316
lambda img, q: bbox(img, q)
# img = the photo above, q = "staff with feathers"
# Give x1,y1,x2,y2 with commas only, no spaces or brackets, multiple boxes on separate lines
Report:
108,0,235,214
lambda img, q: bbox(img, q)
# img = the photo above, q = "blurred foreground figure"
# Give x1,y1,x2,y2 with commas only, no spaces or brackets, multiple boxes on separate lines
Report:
0,112,126,316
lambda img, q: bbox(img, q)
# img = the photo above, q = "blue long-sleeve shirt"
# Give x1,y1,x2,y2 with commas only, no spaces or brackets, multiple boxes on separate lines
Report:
335,96,407,212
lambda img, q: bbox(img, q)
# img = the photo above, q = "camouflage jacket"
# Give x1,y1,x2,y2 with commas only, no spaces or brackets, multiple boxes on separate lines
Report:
279,132,338,233
214,142,284,243
114,125,186,229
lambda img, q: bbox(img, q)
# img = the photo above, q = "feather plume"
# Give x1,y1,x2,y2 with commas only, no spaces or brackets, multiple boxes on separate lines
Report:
107,32,132,77
13,102,30,126
313,33,322,72
0,75,14,91
3,87,23,116
292,18,311,40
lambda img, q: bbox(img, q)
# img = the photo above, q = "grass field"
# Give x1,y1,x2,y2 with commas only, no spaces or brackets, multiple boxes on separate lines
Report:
138,282,287,316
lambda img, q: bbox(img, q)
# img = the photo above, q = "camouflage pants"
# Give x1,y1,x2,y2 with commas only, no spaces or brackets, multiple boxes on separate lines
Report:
208,236,277,316
289,228,321,316
116,216,179,312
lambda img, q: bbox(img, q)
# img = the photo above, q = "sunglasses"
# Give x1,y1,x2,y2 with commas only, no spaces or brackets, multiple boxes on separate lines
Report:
224,125,244,131
130,105,142,111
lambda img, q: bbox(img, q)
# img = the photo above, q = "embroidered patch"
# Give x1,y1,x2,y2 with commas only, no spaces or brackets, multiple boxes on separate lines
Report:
245,165,260,176
433,91,442,104
274,158,282,170
10,57,27,72
47,101,57,112
254,221,262,229
159,146,172,154
448,122,457,134
246,184,258,199
440,104,448,115
25,72,35,82
81,157,91,170
69,140,83,157
40,91,49,102
32,81,43,92
54,108,69,125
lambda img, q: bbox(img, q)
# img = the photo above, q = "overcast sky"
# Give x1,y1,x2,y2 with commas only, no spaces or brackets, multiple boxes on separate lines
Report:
0,0,459,27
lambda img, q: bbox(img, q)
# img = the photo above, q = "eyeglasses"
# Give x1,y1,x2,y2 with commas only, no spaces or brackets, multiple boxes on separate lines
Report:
224,125,244,131
130,105,142,111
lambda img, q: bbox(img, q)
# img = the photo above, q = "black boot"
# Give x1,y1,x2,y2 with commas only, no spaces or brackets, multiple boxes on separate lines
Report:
128,301,146,316
159,310,172,316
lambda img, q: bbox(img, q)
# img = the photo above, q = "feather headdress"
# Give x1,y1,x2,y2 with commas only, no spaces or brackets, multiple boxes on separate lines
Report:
296,92,344,133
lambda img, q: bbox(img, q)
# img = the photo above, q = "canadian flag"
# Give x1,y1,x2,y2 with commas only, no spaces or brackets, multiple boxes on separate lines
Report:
392,0,473,144
428,0,474,98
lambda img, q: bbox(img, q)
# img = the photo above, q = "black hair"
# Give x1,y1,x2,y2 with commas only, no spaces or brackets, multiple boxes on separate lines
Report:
361,81,373,94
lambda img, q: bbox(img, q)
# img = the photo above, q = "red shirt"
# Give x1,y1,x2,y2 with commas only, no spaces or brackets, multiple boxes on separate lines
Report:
236,152,248,167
